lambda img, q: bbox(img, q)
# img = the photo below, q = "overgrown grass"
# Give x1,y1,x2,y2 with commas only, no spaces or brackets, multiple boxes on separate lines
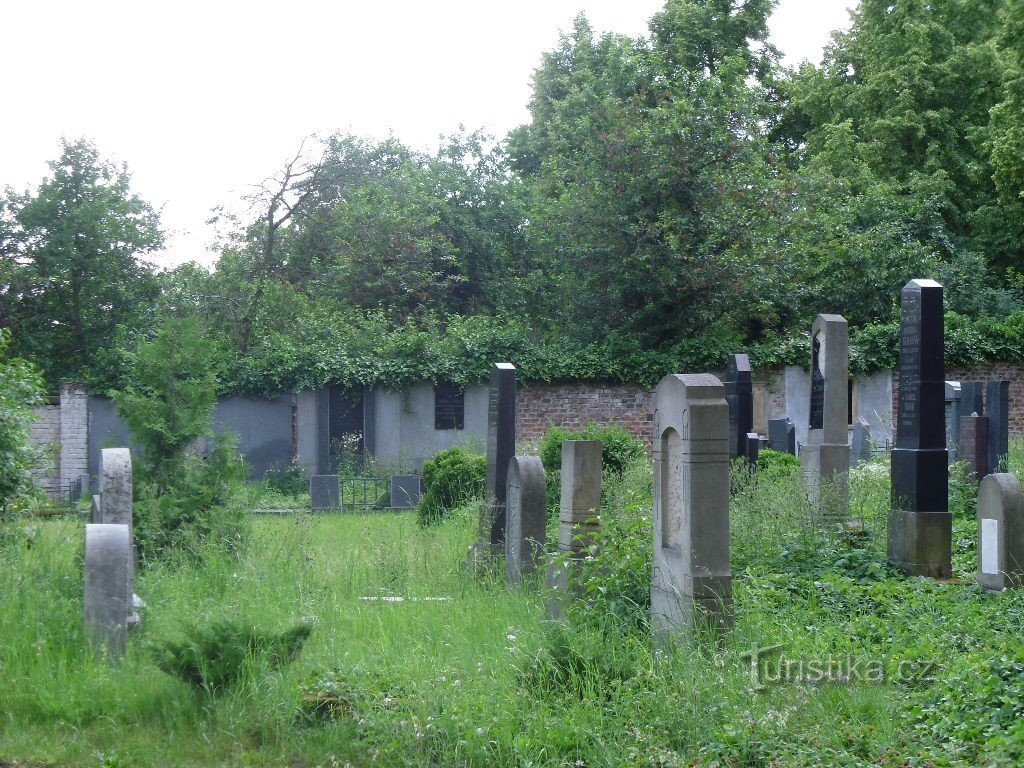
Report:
2,443,1024,766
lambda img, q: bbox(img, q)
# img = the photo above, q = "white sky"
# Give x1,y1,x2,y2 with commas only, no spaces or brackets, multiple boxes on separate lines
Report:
1,0,854,269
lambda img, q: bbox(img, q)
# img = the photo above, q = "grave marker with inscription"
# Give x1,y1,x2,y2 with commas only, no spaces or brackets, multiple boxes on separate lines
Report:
800,314,850,517
505,456,547,586
977,473,1024,592
768,418,796,455
724,354,753,460
310,475,340,510
480,363,517,553
888,279,951,577
986,381,1009,474
945,381,962,465
651,374,732,642
960,414,990,478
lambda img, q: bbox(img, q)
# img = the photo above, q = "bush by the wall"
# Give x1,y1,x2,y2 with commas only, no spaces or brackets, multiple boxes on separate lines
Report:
416,446,486,526
539,424,647,510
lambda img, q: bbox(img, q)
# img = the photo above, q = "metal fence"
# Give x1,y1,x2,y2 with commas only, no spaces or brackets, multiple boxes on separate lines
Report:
337,477,389,512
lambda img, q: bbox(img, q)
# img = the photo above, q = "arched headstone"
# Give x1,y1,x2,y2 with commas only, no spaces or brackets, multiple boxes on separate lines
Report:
84,523,131,659
652,374,732,642
505,456,547,585
978,473,1024,592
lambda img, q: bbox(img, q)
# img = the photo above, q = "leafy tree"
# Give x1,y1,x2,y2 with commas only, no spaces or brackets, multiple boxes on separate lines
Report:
0,139,163,387
0,329,45,508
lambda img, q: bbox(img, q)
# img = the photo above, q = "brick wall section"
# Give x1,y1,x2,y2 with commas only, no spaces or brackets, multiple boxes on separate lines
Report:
58,383,89,486
891,363,1024,439
517,381,656,450
29,400,60,491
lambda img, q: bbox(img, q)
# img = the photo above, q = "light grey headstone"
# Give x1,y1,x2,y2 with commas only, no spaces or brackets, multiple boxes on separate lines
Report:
84,523,131,660
390,475,422,509
547,440,602,618
310,475,340,510
850,418,872,467
977,473,1024,592
801,314,850,518
651,374,732,643
945,381,962,465
505,456,547,586
99,448,132,532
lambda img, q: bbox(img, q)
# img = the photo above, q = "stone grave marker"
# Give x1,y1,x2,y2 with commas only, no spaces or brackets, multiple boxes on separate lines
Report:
99,448,133,532
478,362,517,554
800,314,850,517
310,475,340,511
547,440,602,619
91,495,102,524
389,475,423,509
960,413,990,478
945,381,962,465
960,381,985,419
84,523,131,660
850,418,872,467
888,279,951,577
768,418,796,454
977,473,1024,592
986,381,1009,473
505,456,547,586
745,432,760,465
724,354,753,460
651,374,732,642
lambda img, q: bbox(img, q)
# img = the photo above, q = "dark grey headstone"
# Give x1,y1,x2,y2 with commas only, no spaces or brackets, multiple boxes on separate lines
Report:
960,381,985,419
310,475,340,511
483,362,517,549
768,418,796,455
888,279,951,578
986,381,1009,473
960,414,990,479
505,456,547,585
746,433,760,465
945,381,962,465
724,354,753,460
851,419,872,467
84,523,131,660
389,475,422,509
978,473,1024,591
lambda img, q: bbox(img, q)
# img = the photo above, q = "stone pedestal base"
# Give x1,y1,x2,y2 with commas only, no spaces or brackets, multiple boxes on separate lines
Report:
651,556,732,645
887,509,952,577
801,442,850,518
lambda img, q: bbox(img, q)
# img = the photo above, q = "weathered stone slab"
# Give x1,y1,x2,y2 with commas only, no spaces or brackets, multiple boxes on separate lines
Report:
84,523,131,660
850,418,872,467
986,381,1009,474
547,440,602,618
505,456,547,586
978,473,1024,591
960,414,990,479
482,363,517,551
310,475,340,510
888,279,951,577
801,314,850,517
99,448,132,531
768,418,796,455
724,354,753,460
651,374,731,643
945,381,962,465
389,475,422,509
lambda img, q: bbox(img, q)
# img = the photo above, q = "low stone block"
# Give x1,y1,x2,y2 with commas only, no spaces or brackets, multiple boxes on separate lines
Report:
390,475,422,509
310,475,340,510
978,473,1024,591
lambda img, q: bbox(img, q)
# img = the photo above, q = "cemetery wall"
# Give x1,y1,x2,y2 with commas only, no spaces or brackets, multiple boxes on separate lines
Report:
28,397,60,491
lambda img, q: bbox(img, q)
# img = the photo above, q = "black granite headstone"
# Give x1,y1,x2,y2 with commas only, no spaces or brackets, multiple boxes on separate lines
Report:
960,414,990,479
986,381,1009,473
960,381,985,418
768,418,796,455
484,363,517,549
745,433,760,465
888,279,951,577
724,354,753,459
809,336,825,431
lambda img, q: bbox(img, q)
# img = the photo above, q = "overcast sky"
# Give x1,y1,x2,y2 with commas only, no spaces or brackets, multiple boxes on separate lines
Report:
1,0,855,269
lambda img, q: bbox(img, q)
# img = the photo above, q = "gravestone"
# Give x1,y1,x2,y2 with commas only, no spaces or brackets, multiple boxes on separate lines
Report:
724,354,753,460
91,495,102,524
978,473,1024,591
389,475,423,509
850,418,872,467
888,279,951,578
99,448,133,531
767,418,796,455
84,523,131,660
745,433,760,465
800,314,850,517
986,381,1009,473
651,374,732,642
310,475,340,511
479,362,517,553
547,441,602,619
505,456,547,586
77,473,92,503
960,381,985,419
945,381,962,465
960,414,990,478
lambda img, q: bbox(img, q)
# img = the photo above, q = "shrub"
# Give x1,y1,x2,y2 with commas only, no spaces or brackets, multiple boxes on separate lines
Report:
152,618,312,694
539,424,645,479
755,448,801,477
0,330,46,509
263,458,308,496
416,446,486,525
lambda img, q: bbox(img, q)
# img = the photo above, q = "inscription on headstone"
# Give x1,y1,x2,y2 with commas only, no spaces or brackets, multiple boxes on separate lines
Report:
977,473,1024,591
651,374,732,642
434,383,465,431
724,354,753,459
481,362,517,551
505,456,547,586
888,279,951,578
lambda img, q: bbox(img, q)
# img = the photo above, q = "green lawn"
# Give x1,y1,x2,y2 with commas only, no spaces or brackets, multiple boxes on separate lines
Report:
2,453,1024,767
